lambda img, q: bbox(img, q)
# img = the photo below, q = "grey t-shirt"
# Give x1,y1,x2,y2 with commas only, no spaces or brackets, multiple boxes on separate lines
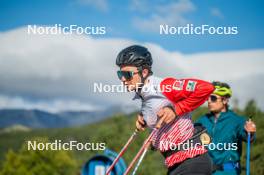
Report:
133,76,173,128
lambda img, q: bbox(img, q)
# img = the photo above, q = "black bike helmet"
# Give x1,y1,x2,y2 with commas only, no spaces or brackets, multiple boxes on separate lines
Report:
116,45,153,68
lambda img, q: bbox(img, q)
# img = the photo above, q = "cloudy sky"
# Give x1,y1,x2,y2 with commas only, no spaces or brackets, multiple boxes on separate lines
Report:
0,0,263,112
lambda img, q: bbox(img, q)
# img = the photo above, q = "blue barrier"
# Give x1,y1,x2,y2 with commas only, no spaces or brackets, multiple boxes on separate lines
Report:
82,149,127,175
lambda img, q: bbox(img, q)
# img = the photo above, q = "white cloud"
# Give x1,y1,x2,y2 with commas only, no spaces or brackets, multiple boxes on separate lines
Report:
0,95,101,113
130,0,149,13
0,27,136,111
210,8,224,19
132,0,196,33
150,47,264,108
0,27,263,112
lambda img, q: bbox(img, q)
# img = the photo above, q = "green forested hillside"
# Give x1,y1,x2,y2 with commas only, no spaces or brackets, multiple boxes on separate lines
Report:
0,100,263,175
0,112,167,175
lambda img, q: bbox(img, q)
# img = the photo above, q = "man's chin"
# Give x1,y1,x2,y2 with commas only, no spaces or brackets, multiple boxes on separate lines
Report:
126,86,136,92
210,109,221,113
208,107,215,112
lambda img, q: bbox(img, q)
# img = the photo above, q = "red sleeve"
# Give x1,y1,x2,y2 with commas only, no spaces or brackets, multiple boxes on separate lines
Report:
160,77,215,116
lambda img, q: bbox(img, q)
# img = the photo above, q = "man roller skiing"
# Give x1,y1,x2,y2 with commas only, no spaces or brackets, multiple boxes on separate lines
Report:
116,45,214,175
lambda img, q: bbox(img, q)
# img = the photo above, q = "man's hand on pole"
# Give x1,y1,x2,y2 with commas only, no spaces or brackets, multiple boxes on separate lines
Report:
136,113,146,131
157,106,176,124
244,118,256,133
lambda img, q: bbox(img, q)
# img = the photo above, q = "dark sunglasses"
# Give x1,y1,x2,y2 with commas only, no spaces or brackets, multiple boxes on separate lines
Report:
208,95,222,102
117,70,139,80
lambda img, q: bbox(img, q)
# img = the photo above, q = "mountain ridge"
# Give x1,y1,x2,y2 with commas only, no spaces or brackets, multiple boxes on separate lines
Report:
0,105,139,128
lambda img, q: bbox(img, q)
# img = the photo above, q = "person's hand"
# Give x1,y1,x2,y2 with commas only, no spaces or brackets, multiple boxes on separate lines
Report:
244,119,256,133
136,113,146,131
157,106,176,124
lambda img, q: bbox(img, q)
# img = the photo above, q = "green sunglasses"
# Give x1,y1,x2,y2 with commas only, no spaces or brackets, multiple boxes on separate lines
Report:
117,70,139,80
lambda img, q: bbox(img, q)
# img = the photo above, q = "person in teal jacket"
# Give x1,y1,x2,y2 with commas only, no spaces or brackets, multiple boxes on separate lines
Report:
196,81,256,175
